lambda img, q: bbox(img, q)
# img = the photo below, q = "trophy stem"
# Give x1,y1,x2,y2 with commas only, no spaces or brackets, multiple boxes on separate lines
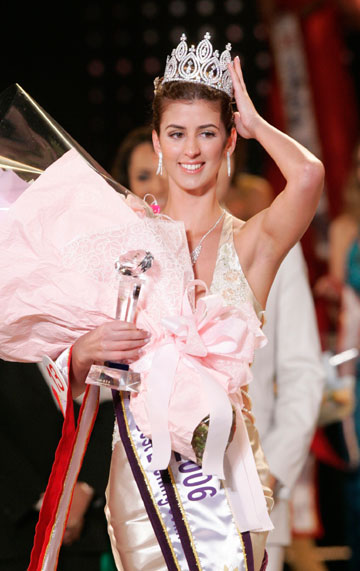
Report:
86,250,153,391
115,278,142,322
105,277,143,372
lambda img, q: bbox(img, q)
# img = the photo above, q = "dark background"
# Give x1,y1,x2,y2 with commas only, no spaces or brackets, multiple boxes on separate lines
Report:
2,2,360,570
2,0,360,178
2,1,273,173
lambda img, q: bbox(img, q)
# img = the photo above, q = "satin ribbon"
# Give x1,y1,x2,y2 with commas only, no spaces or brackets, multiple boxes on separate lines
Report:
29,350,100,570
134,280,266,479
116,395,251,569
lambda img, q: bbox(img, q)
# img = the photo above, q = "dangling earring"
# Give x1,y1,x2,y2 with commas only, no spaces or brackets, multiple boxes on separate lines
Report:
156,151,163,176
227,151,231,178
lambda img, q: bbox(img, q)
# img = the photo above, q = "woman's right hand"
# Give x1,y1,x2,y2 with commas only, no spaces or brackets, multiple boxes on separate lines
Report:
70,320,151,396
228,56,261,140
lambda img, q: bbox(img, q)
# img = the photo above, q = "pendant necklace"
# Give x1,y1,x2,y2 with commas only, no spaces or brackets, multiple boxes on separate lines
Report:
190,210,225,265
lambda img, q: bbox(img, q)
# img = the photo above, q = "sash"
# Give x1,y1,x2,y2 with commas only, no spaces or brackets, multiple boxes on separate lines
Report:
28,350,100,571
113,390,255,571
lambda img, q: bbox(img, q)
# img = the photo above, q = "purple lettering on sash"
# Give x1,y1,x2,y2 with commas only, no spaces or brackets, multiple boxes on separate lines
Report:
158,498,169,506
177,459,217,502
188,487,217,501
183,473,213,487
137,425,218,505
179,461,200,474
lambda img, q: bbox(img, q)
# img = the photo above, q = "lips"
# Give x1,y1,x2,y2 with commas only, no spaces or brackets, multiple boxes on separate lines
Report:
179,162,204,173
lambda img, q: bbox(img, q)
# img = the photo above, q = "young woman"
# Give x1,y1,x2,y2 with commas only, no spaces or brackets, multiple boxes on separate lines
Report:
69,34,324,571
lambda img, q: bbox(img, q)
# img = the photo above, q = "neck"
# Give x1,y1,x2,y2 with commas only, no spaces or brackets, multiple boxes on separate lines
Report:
163,185,223,234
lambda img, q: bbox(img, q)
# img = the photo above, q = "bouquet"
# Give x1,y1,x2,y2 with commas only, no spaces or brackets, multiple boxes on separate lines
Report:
0,85,192,363
0,87,272,569
0,85,268,475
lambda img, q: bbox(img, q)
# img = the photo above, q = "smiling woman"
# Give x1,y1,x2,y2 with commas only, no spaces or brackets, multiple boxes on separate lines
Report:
153,97,235,195
66,32,324,571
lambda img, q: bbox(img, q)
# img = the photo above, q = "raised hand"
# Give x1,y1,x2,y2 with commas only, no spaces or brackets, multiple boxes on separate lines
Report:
228,56,261,139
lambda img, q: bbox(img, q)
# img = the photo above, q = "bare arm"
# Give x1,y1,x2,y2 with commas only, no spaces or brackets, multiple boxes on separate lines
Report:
228,57,324,305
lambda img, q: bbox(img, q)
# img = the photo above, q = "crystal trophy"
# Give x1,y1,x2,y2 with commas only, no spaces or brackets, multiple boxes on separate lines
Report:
86,250,154,391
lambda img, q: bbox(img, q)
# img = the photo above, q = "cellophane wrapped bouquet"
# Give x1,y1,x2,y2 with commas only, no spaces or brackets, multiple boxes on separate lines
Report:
0,84,266,477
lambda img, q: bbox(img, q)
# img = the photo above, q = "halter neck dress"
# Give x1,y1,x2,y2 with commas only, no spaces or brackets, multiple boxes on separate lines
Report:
107,211,273,571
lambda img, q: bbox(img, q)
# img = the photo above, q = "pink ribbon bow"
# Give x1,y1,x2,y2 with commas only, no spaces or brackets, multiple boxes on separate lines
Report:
133,280,266,478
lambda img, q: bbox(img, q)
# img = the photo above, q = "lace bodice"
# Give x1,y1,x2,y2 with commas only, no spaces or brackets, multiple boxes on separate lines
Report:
210,211,263,320
210,212,272,513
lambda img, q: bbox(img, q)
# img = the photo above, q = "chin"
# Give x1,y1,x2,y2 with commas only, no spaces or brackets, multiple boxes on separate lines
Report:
179,173,209,189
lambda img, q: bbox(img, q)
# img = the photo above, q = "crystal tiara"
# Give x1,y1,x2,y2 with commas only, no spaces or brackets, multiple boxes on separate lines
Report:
154,32,234,98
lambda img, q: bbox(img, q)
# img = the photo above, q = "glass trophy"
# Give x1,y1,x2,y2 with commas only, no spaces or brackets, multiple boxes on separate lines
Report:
86,250,154,391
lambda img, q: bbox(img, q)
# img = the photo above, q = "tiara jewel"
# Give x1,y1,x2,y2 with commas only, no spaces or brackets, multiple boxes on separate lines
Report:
155,32,234,98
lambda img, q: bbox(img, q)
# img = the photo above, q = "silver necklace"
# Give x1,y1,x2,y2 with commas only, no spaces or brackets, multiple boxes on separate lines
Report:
190,210,225,265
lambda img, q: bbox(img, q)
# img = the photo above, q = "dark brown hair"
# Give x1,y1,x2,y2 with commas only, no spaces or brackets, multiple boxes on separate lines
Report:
152,81,234,136
111,125,153,188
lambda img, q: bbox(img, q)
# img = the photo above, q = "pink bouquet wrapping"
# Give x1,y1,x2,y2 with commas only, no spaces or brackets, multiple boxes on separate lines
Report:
0,87,273,569
0,84,192,363
0,148,193,361
0,169,29,221
0,84,268,473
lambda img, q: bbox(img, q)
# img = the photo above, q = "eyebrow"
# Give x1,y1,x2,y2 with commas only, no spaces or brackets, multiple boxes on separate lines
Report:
165,123,220,130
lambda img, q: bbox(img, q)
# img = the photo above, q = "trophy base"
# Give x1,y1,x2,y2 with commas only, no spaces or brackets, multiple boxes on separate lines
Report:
85,364,141,392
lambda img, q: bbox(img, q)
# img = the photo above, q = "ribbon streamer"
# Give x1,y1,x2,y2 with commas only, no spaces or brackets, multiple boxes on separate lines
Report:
133,280,266,478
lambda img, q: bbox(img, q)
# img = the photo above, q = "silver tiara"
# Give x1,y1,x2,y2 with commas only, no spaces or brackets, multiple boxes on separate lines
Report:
155,32,234,98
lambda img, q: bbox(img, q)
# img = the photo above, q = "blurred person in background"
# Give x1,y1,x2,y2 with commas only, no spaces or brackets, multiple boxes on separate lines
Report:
251,242,325,571
111,125,168,210
315,142,360,305
315,140,360,571
217,151,325,571
217,149,274,221
0,360,115,571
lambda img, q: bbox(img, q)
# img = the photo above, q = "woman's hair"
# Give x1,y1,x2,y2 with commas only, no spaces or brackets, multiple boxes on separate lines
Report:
152,81,234,136
111,125,153,188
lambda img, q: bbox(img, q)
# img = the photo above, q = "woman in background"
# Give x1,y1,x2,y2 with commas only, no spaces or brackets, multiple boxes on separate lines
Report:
111,125,168,209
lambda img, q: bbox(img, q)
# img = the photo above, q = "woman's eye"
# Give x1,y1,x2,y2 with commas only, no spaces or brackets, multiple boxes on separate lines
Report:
201,131,216,138
137,173,151,181
169,131,183,139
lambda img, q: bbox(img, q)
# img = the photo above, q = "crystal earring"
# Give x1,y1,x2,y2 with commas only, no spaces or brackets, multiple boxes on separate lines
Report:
227,151,231,178
156,151,163,176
